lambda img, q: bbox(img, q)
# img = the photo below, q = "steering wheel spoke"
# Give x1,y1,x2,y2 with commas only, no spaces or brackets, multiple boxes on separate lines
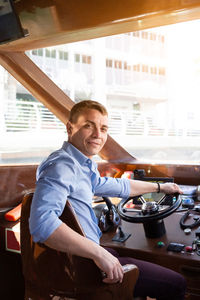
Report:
157,194,168,205
123,207,141,213
138,195,147,204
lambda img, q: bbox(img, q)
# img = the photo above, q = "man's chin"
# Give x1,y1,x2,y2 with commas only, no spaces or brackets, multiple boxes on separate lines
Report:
87,147,102,157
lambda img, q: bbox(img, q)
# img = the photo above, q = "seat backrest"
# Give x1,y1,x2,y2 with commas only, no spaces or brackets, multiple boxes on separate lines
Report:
20,191,139,300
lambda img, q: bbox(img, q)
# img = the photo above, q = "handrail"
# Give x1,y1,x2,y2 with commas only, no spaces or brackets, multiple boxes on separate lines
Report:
2,99,200,139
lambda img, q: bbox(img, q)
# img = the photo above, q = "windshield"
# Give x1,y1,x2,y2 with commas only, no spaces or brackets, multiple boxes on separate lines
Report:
1,20,200,164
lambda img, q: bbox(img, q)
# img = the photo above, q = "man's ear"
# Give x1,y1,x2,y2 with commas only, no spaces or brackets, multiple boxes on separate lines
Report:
66,121,73,135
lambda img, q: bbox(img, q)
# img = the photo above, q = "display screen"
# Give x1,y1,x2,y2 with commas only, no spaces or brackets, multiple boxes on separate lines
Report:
135,177,174,203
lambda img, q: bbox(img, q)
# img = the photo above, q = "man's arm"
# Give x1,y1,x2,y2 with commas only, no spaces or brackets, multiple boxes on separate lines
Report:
129,180,183,196
44,222,124,284
31,161,124,284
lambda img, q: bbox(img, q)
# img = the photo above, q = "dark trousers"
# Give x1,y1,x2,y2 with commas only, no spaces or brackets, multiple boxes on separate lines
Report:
106,248,186,300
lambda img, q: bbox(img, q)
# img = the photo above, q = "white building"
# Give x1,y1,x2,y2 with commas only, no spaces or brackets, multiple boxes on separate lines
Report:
22,29,167,112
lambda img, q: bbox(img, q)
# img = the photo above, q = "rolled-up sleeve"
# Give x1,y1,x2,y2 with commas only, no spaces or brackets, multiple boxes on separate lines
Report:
94,176,130,199
29,160,76,243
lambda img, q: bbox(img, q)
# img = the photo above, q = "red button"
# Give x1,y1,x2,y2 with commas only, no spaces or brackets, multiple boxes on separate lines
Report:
185,246,193,253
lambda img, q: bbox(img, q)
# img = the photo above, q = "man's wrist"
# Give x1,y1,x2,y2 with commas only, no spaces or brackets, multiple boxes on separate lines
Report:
157,182,161,193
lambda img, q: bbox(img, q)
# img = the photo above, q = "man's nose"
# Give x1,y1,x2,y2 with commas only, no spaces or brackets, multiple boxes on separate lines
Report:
92,127,101,138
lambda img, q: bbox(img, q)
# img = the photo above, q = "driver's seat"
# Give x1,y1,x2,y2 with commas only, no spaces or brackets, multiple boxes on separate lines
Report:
20,192,139,300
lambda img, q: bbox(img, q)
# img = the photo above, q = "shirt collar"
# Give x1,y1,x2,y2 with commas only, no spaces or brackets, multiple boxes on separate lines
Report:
62,141,97,170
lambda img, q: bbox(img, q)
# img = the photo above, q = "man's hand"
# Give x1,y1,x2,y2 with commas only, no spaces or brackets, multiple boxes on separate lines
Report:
160,182,183,195
45,222,124,284
129,179,183,197
93,247,124,284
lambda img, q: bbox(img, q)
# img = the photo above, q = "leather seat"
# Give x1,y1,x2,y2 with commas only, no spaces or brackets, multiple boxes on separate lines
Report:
20,192,139,300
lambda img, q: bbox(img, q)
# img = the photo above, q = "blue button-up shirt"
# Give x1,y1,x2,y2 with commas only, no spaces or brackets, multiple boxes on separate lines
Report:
29,141,130,244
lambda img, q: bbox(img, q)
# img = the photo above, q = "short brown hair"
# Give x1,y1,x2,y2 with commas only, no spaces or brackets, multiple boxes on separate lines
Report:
69,100,108,123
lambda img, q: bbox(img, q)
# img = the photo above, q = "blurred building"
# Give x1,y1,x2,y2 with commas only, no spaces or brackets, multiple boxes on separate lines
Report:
22,29,167,112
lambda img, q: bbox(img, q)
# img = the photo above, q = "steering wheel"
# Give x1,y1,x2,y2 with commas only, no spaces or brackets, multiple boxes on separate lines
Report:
118,193,181,238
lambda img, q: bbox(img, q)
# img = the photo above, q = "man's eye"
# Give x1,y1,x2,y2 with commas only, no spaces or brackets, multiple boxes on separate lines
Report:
101,127,108,133
84,123,92,128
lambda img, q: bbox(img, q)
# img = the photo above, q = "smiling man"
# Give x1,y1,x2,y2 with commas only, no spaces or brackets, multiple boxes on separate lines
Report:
67,102,108,158
30,100,186,299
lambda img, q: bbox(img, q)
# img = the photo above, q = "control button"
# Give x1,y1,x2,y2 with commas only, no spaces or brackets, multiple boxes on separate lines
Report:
182,197,194,209
157,241,165,248
184,228,191,235
185,246,193,253
167,243,185,252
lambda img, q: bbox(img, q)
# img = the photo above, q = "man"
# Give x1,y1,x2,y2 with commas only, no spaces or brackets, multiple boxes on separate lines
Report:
30,100,186,299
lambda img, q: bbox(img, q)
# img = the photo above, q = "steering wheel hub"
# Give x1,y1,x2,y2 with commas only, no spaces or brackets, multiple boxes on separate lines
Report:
142,201,159,215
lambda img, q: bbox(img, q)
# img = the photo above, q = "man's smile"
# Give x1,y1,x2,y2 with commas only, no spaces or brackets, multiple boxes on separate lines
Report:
87,141,101,146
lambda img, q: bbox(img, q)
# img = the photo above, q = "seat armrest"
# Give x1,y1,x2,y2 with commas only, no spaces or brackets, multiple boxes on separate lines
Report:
123,263,138,274
85,263,139,300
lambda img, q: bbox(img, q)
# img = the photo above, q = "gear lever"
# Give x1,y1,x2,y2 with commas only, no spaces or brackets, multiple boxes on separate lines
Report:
112,226,131,242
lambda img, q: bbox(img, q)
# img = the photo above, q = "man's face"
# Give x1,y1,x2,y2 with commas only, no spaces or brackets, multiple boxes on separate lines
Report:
67,108,108,158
